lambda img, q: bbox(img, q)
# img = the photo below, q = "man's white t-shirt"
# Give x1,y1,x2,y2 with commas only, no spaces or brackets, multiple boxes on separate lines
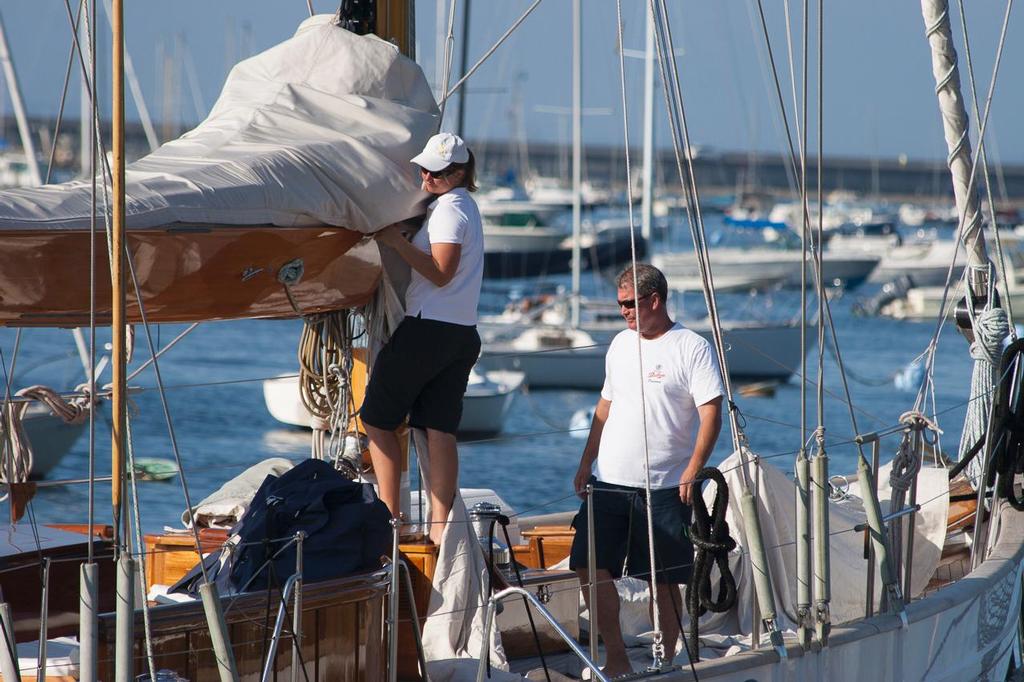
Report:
595,323,725,490
404,187,484,326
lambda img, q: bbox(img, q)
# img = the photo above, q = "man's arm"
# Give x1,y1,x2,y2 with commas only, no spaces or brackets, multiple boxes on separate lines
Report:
574,397,610,498
679,396,723,504
375,224,462,287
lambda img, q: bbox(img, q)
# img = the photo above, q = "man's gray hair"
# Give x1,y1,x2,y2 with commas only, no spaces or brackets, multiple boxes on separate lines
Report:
616,263,668,302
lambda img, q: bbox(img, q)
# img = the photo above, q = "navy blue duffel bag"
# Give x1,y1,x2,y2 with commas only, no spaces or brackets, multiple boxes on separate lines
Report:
173,458,392,595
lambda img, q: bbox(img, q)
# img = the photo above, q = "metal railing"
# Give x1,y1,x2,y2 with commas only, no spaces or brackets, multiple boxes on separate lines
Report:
477,586,605,682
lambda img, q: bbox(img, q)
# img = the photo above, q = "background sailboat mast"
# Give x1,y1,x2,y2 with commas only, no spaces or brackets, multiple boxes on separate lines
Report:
640,7,655,242
456,0,470,135
0,10,43,186
570,0,581,328
919,0,988,288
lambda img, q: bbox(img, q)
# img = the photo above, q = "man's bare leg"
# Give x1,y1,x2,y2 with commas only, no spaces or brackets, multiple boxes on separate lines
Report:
426,428,458,544
364,423,402,517
649,582,683,665
576,568,632,677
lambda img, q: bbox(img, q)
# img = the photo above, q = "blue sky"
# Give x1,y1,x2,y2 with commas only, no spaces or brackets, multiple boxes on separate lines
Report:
1,0,1021,163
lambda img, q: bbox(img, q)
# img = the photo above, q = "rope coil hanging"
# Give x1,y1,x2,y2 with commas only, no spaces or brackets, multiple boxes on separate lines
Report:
1,385,94,485
685,467,737,661
297,309,362,473
960,294,1009,486
986,339,1024,510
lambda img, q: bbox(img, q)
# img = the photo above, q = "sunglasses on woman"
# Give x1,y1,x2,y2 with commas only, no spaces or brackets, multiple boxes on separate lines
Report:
419,165,456,179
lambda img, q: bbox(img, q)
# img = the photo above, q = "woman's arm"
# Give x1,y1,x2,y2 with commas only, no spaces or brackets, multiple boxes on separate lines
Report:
375,224,462,287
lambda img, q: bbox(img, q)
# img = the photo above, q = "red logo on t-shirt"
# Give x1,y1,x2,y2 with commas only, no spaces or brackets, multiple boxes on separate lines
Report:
647,364,666,383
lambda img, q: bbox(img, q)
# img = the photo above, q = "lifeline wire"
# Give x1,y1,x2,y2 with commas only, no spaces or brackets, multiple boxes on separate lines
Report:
613,0,666,666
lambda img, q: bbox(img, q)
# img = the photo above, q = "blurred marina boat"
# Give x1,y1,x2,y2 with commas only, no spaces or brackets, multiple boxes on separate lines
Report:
767,190,899,234
478,295,804,389
20,402,88,478
263,367,524,439
652,246,880,290
480,197,645,278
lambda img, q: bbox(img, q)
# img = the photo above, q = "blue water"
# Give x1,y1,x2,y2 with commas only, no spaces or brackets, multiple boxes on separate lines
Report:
5,225,976,534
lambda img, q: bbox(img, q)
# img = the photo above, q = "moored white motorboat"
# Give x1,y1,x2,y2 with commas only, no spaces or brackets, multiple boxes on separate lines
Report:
478,318,805,389
263,367,524,438
652,248,880,290
458,369,525,437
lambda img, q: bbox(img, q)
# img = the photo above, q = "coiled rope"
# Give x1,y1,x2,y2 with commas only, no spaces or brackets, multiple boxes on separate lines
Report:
986,339,1024,510
960,298,1009,486
297,309,360,469
0,385,93,485
685,467,737,661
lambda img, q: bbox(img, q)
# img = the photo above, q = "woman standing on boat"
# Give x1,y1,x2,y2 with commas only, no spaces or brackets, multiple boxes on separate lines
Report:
362,132,483,544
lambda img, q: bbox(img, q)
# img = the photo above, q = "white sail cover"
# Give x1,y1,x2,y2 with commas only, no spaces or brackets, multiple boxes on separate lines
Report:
0,15,438,232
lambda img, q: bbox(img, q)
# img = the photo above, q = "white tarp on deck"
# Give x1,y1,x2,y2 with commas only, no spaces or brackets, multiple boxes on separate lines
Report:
0,15,438,232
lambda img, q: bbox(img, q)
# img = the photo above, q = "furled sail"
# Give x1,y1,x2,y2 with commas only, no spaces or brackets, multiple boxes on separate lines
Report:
0,15,439,326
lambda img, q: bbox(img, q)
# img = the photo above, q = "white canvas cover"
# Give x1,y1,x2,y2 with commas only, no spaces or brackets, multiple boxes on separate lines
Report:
0,15,438,233
411,428,520,681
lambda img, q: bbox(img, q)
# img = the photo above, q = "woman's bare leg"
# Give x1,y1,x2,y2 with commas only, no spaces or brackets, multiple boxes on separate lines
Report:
364,423,403,517
426,428,459,544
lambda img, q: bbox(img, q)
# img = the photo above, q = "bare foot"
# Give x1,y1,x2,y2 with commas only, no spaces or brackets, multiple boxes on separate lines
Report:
600,659,633,679
584,661,633,680
428,523,445,545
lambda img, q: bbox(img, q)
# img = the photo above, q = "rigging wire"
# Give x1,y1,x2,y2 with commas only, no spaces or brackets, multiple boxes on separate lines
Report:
125,417,159,682
439,0,545,108
88,0,97,564
121,247,212,584
647,0,748,466
437,0,458,124
954,0,1017,334
44,0,86,185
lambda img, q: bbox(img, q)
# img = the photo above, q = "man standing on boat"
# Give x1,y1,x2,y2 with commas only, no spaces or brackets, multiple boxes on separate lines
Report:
570,263,724,675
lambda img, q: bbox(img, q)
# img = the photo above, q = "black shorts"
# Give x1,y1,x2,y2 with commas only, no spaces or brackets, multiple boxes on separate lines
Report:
360,316,481,435
569,477,694,585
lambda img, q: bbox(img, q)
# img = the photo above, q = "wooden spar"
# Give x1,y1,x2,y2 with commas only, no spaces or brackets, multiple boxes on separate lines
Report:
111,0,126,544
919,0,988,298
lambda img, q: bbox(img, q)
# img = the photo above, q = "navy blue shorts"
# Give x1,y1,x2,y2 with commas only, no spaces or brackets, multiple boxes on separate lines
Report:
569,477,693,584
360,316,481,435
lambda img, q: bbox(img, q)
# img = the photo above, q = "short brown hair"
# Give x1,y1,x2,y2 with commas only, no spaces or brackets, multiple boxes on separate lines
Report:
617,263,668,302
448,150,478,192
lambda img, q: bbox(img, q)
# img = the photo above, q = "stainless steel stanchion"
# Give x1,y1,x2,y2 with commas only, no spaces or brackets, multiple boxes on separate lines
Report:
586,483,599,665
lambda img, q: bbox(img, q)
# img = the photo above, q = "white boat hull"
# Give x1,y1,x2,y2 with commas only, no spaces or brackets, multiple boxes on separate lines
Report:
478,323,806,389
681,505,1024,681
22,404,86,478
263,369,524,438
457,370,524,437
483,225,569,254
653,250,880,290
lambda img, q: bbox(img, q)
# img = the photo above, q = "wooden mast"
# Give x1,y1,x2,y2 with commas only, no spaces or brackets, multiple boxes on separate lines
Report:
111,0,127,544
375,0,415,58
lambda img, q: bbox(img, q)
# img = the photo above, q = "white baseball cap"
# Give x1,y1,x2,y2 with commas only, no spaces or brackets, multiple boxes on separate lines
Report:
410,132,470,172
